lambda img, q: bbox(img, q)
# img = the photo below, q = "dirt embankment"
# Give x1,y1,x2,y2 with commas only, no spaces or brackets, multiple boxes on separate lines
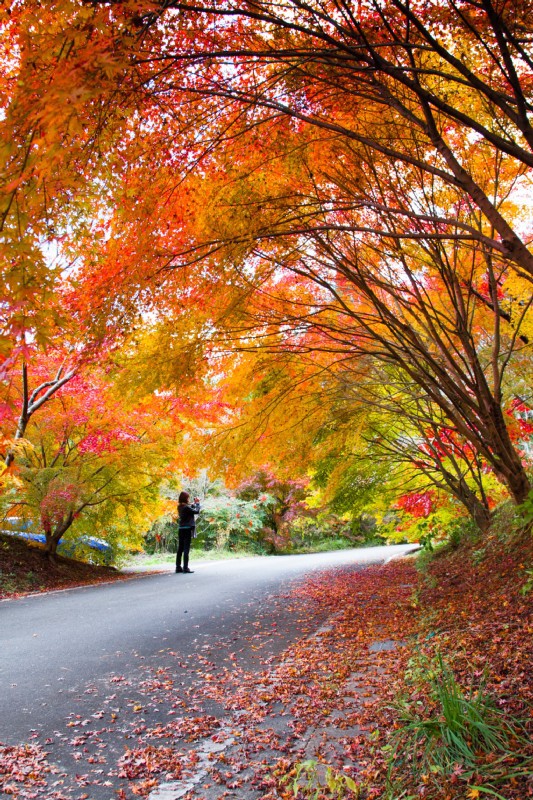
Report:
0,534,127,599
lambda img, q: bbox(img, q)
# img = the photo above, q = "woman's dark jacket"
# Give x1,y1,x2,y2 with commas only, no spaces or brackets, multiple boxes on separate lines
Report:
178,502,200,530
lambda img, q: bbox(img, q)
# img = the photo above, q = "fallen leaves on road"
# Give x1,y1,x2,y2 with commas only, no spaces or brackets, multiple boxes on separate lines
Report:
3,532,532,800
118,746,183,780
0,743,58,794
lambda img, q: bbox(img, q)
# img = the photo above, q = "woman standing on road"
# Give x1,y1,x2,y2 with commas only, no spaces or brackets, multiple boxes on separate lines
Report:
176,491,201,574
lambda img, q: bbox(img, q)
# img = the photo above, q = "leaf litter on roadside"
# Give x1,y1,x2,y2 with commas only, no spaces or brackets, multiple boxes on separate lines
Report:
3,541,532,799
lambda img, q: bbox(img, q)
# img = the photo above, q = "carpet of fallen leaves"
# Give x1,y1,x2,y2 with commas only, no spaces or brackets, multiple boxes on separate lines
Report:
416,528,533,714
0,533,129,599
405,528,533,799
1,530,532,800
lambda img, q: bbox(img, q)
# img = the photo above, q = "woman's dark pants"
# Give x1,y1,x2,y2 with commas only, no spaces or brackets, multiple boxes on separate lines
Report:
177,528,193,570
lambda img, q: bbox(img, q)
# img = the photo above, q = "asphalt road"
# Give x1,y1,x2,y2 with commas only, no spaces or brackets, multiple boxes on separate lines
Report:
0,544,417,798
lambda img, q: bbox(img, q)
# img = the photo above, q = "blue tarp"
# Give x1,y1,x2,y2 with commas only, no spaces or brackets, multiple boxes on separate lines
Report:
2,526,111,554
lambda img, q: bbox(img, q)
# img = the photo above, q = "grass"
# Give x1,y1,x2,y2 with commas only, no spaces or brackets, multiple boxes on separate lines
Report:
280,536,386,555
385,651,533,799
124,547,262,568
125,537,376,568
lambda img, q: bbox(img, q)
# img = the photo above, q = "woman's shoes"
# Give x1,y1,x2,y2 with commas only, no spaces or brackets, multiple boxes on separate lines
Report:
183,568,194,573
175,567,183,573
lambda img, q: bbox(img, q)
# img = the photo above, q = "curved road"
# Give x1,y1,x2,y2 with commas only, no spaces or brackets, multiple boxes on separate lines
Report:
0,544,416,798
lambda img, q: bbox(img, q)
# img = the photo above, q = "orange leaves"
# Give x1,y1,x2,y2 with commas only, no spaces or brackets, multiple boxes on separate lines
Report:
1,0,531,531
0,743,57,794
117,745,183,781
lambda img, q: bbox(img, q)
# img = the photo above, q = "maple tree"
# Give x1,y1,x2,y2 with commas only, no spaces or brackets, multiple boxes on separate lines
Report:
196,305,524,534
0,1,186,377
1,363,183,556
236,468,316,550
38,0,528,512
195,492,275,551
2,0,533,553
340,366,501,532
2,353,77,468
200,118,532,493
72,0,533,276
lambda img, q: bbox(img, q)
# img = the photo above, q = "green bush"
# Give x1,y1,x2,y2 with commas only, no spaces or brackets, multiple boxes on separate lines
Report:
279,514,385,554
195,495,272,552
144,494,275,555
144,516,179,554
284,759,362,799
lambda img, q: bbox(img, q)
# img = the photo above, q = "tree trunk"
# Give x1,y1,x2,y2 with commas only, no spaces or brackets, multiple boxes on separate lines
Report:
461,493,492,534
438,469,492,533
500,464,531,506
485,399,531,505
44,532,60,561
43,515,74,562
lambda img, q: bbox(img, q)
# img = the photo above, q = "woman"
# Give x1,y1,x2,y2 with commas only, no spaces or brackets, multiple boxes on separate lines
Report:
176,491,201,573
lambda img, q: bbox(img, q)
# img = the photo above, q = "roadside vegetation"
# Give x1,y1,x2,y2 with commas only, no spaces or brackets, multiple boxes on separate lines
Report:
240,512,533,800
381,512,533,800
0,532,127,599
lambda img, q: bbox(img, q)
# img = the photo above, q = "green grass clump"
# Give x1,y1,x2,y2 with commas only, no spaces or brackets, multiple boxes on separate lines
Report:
385,651,533,799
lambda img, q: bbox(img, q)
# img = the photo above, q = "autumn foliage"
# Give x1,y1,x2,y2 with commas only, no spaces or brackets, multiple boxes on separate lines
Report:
0,0,532,555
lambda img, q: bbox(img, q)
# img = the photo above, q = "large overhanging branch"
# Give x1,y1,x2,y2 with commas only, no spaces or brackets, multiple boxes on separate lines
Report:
122,0,533,159
5,365,77,468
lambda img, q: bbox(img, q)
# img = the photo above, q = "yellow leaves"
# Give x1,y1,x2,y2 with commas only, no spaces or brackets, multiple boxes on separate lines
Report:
0,460,8,492
466,789,481,799
501,272,533,340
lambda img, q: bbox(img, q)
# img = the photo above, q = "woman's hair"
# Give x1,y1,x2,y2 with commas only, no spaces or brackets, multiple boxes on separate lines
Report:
178,491,190,505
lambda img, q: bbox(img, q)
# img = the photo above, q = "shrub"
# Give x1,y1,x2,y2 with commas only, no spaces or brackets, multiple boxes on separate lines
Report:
194,495,272,552
144,516,179,554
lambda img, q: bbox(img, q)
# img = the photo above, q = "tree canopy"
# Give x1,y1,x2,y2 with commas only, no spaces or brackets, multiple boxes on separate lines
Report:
1,0,532,552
